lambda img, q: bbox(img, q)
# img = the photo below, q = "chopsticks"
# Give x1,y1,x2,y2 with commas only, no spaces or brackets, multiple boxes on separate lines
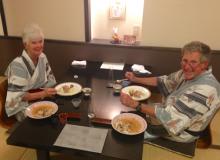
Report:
115,79,128,83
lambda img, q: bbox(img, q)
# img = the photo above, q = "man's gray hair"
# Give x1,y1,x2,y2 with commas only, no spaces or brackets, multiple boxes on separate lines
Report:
182,41,212,63
22,23,44,44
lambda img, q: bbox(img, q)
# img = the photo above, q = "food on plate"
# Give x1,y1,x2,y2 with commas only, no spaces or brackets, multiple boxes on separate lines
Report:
121,86,151,101
55,82,82,96
59,84,74,93
128,89,143,98
114,117,142,134
112,113,147,135
31,104,54,118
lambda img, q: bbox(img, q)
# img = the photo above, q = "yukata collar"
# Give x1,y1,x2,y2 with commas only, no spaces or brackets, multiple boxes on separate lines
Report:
22,50,44,69
22,50,36,70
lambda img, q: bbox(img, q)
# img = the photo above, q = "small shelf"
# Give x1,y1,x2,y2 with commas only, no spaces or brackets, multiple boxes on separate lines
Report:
90,39,140,47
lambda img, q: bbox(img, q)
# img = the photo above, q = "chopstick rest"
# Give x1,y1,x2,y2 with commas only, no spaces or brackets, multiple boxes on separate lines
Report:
58,112,81,124
91,118,112,125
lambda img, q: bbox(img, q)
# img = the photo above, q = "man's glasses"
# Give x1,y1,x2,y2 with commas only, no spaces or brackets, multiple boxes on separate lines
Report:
181,60,201,68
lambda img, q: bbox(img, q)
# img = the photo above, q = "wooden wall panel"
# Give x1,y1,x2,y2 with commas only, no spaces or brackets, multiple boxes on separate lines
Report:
1,38,220,81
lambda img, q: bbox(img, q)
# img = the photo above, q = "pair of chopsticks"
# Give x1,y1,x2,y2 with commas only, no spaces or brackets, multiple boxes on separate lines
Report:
115,79,128,83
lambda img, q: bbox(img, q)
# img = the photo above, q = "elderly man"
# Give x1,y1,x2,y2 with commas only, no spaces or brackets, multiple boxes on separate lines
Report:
120,41,220,143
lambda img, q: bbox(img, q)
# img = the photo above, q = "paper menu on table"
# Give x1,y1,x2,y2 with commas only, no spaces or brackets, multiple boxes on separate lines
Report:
54,124,108,153
100,62,124,70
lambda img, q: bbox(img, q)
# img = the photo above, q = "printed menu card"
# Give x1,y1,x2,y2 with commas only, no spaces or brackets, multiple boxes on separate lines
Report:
100,62,124,70
54,124,108,153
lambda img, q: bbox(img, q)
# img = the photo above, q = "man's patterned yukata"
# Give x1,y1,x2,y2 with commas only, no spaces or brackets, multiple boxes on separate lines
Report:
154,68,220,142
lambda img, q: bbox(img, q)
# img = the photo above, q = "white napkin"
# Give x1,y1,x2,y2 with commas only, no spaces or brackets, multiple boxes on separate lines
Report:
131,64,151,74
71,60,87,66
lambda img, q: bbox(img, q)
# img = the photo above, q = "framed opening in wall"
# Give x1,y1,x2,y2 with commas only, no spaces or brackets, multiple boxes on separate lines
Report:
89,0,144,45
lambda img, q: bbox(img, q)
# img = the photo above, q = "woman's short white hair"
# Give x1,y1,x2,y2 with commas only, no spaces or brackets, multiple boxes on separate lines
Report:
22,23,44,44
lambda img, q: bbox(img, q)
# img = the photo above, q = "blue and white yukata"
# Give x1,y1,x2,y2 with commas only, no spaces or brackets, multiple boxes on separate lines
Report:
154,68,220,142
5,50,56,120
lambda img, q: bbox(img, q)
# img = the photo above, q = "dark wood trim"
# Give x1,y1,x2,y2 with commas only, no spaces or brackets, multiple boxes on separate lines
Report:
210,144,220,150
0,0,8,36
0,35,180,52
0,35,21,40
84,0,91,42
1,36,220,55
1,38,220,81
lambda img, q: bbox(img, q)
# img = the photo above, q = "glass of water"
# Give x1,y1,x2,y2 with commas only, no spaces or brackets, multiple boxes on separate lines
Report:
71,98,81,108
107,68,114,87
88,104,95,119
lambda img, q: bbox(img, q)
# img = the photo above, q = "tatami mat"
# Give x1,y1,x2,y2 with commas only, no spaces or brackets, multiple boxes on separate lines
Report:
0,127,27,160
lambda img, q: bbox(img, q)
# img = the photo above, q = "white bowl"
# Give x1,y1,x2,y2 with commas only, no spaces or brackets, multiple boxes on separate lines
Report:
112,113,147,135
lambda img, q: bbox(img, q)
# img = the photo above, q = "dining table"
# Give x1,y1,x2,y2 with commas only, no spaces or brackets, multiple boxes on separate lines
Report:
6,61,160,160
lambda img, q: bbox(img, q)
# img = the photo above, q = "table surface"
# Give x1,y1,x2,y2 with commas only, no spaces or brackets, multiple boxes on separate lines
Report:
7,62,156,160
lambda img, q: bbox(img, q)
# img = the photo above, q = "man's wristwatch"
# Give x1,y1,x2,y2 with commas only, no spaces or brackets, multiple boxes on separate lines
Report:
135,103,142,112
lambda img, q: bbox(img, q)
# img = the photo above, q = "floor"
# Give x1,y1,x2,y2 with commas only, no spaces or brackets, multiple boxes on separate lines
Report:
1,110,220,160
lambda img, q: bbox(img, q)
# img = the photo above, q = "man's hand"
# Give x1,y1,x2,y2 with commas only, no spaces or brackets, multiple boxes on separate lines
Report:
120,92,139,109
125,72,136,82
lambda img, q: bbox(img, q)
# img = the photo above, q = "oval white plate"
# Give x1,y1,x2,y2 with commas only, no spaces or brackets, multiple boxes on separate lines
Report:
121,85,151,101
55,82,82,96
112,113,147,135
25,101,58,119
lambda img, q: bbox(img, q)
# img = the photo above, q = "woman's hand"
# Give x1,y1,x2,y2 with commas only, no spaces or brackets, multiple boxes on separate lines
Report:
120,92,139,109
42,88,57,98
23,88,57,101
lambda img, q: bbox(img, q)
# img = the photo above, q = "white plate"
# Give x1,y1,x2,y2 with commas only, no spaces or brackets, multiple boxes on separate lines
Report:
25,101,58,119
112,113,147,135
121,85,151,101
55,82,82,96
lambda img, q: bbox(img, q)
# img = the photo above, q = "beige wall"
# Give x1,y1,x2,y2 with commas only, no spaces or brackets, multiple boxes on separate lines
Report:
2,0,220,50
141,0,220,49
3,0,85,41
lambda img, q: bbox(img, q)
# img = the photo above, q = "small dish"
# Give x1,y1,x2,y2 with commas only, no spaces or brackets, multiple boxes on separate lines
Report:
113,84,122,93
82,87,92,96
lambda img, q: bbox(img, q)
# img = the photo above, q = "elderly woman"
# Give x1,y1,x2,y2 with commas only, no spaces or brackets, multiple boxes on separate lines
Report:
5,24,57,121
